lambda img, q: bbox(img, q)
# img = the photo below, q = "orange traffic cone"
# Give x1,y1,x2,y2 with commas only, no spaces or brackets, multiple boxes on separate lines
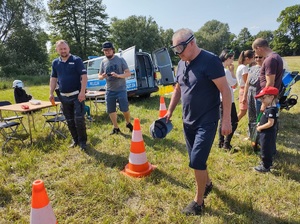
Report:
30,179,57,224
159,96,167,118
122,118,155,177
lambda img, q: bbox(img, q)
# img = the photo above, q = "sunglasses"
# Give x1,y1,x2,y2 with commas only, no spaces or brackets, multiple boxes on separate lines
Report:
255,56,263,59
170,35,194,55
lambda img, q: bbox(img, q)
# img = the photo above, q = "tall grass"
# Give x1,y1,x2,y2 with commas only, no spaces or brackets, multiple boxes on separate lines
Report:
0,57,299,223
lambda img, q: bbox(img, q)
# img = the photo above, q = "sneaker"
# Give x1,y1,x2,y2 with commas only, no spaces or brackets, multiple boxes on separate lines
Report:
254,164,270,173
110,128,121,135
69,142,78,148
86,116,93,121
126,123,133,132
182,201,204,216
204,182,213,198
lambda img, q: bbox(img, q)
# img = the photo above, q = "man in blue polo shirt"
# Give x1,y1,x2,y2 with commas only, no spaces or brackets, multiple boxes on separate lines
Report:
49,40,88,150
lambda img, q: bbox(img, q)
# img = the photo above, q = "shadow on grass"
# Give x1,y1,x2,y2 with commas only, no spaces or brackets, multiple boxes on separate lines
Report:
149,168,190,189
0,186,12,207
209,186,299,223
83,146,128,170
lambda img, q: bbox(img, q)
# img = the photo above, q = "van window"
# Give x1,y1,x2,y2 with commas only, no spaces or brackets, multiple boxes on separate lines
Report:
87,58,102,76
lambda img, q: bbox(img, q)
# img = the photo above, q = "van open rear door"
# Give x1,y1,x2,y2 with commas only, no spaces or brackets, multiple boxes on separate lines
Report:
120,46,138,91
152,48,175,85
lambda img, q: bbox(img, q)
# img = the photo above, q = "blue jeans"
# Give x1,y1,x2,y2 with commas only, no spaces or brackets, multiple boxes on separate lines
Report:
60,94,87,144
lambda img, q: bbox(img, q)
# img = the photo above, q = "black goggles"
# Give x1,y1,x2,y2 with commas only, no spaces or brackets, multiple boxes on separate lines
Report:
170,35,194,55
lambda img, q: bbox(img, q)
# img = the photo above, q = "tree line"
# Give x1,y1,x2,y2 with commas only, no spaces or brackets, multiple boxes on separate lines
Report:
0,0,299,78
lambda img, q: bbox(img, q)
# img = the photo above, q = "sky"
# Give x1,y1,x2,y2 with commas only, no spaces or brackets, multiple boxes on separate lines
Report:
101,0,299,36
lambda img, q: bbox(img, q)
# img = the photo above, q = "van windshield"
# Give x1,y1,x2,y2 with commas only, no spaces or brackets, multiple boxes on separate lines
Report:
86,58,102,76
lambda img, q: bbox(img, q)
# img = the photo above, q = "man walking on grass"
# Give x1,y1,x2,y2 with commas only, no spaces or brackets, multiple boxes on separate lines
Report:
165,28,232,215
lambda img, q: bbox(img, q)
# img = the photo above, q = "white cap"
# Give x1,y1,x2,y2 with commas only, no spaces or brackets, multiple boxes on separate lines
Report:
12,80,24,88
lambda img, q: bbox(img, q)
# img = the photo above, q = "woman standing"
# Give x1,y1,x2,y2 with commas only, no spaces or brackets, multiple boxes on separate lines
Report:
236,50,255,121
218,49,238,150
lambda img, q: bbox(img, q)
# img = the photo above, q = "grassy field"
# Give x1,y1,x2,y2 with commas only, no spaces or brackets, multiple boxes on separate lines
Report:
0,57,299,223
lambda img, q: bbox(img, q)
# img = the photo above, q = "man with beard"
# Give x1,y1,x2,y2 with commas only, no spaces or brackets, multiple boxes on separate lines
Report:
98,41,133,135
49,40,88,150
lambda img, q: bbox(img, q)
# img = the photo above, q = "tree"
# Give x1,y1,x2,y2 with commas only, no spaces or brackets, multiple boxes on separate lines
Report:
255,30,274,44
109,15,162,53
271,30,292,56
47,0,109,59
194,20,231,55
0,0,45,43
276,4,300,55
0,27,49,77
0,0,48,77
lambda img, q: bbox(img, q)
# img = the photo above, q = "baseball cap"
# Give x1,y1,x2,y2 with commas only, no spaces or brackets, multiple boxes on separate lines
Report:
255,86,279,99
102,41,114,50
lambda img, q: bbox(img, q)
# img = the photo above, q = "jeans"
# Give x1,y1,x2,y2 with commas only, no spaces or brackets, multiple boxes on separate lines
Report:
60,94,87,144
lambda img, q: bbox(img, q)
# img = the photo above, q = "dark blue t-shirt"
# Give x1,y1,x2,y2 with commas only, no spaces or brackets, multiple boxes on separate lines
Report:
51,55,87,93
176,50,225,127
259,106,278,133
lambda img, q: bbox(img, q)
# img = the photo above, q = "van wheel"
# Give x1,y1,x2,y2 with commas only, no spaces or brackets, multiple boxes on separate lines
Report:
140,93,150,98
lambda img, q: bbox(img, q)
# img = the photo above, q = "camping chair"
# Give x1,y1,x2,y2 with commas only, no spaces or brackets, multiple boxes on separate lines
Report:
0,101,27,149
42,97,67,138
45,115,67,139
0,101,28,135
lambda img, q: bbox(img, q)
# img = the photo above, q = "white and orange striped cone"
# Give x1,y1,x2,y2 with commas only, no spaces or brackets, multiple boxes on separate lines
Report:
122,118,155,177
159,96,167,118
30,179,57,224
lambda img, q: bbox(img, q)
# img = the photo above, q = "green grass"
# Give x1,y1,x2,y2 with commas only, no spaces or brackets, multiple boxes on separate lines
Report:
0,57,300,223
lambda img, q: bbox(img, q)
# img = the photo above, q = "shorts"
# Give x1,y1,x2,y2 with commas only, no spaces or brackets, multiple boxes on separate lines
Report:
106,90,129,113
239,87,248,110
183,121,218,170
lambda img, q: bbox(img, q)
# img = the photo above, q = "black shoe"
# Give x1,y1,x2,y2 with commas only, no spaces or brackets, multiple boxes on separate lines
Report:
80,143,87,151
69,142,78,148
204,182,213,198
182,201,204,216
126,123,133,132
110,128,121,135
223,143,232,150
218,142,224,148
254,164,270,173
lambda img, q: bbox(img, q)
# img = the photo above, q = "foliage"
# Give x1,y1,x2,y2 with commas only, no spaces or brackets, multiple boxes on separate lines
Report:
195,20,231,55
0,0,45,43
110,15,163,53
276,4,300,55
47,0,109,60
255,30,274,44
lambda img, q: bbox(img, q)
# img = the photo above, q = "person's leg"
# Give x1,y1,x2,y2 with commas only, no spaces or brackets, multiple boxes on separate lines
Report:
60,95,78,145
109,112,119,128
218,104,224,148
238,87,248,121
74,97,87,147
184,122,217,211
238,109,247,121
106,91,119,129
118,90,133,131
224,103,238,148
194,169,207,205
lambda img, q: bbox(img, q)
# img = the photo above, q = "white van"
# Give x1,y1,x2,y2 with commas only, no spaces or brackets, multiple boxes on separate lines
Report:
84,46,175,97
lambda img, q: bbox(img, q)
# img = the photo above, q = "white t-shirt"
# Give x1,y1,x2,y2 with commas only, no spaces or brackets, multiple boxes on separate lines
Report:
220,68,237,102
236,64,249,87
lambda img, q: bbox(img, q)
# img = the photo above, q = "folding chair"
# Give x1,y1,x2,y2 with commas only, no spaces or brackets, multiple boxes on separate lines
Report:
0,101,28,135
0,101,27,150
45,115,67,139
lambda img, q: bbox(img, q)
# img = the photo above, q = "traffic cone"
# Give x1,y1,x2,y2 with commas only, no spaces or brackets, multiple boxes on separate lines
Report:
159,96,167,118
30,179,57,224
122,118,155,177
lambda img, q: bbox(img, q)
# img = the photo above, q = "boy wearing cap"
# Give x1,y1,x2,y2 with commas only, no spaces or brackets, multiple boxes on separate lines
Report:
98,41,133,134
254,86,279,172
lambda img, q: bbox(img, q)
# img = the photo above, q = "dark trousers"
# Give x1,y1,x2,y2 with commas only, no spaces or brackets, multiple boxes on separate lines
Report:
218,102,238,146
260,130,276,168
60,94,87,144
